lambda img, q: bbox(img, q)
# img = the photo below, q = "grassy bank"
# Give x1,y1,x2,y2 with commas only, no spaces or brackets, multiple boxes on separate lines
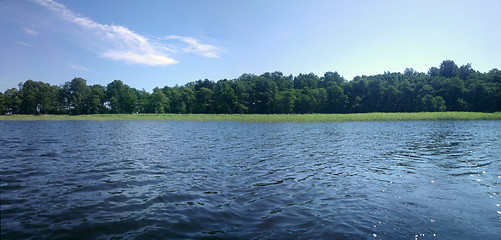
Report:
1,112,500,122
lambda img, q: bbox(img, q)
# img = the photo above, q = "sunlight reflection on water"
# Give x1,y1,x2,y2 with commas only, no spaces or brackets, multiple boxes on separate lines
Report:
1,120,500,239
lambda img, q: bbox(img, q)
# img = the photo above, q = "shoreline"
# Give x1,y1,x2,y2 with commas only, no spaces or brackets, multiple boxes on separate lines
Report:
1,112,500,122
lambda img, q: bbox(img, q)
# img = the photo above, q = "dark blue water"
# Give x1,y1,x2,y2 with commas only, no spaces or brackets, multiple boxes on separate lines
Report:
1,120,500,239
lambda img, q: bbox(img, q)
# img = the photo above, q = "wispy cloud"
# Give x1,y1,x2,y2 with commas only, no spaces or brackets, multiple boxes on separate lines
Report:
16,40,34,47
280,31,290,38
33,0,222,65
165,35,223,58
68,64,89,71
23,27,39,36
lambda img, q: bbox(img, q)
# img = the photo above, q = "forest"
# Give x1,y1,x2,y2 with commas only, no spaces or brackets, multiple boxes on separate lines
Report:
1,60,500,115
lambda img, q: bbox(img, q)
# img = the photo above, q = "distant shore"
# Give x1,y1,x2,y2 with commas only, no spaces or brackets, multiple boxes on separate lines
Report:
1,112,500,122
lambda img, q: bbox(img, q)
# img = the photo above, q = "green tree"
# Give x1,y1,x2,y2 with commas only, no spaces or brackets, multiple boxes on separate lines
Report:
325,84,348,113
321,71,344,88
311,88,328,112
262,71,293,91
294,89,316,113
396,77,415,112
232,80,249,113
485,69,501,111
350,96,364,113
433,77,466,111
2,59,500,115
148,88,169,113
422,94,446,112
105,80,124,113
194,79,215,91
344,77,369,113
122,88,138,113
84,84,105,114
19,80,55,114
458,63,474,80
274,89,296,113
404,68,417,75
137,90,149,113
428,67,440,77
166,86,194,113
4,88,22,114
294,73,319,89
37,82,56,114
254,76,278,113
0,92,7,114
19,80,39,114
439,60,459,78
467,81,497,112
194,87,214,113
105,80,138,113
63,77,90,115
214,80,237,113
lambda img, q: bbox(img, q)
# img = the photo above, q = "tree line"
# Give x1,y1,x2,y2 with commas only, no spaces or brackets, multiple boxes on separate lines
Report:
1,60,500,115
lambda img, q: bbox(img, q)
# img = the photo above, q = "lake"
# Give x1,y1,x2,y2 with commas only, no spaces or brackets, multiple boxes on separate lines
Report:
1,120,500,239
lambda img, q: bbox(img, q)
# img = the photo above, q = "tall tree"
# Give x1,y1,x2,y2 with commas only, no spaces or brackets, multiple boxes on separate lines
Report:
254,76,278,114
64,77,89,115
0,92,7,115
325,84,348,113
321,71,345,88
194,87,214,113
105,80,137,113
84,84,105,114
19,80,55,114
3,88,22,114
428,67,440,77
214,80,237,113
275,89,296,113
439,60,459,78
294,73,319,89
148,88,169,113
458,63,474,80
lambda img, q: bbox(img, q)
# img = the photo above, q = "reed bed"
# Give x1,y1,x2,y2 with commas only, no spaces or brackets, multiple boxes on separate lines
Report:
1,112,500,122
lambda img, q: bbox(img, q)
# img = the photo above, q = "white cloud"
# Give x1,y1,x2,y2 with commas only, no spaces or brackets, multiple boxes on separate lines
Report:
68,64,89,71
23,27,39,36
33,0,221,65
165,35,223,58
16,40,34,47
100,51,178,65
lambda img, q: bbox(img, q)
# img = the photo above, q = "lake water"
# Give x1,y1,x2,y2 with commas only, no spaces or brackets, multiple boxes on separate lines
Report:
1,120,500,239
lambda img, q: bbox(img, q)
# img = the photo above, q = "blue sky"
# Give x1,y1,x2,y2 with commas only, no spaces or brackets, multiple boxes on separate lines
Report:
1,0,500,92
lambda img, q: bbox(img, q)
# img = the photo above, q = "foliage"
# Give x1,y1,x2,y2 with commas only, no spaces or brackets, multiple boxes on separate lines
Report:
2,60,500,115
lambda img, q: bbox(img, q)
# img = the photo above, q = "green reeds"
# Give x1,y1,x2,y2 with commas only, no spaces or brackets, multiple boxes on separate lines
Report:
1,112,500,122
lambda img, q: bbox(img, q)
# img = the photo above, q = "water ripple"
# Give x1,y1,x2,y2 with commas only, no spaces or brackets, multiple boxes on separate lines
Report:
1,121,500,239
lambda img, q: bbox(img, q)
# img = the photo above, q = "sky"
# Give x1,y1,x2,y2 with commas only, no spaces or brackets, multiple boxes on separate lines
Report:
1,0,500,92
